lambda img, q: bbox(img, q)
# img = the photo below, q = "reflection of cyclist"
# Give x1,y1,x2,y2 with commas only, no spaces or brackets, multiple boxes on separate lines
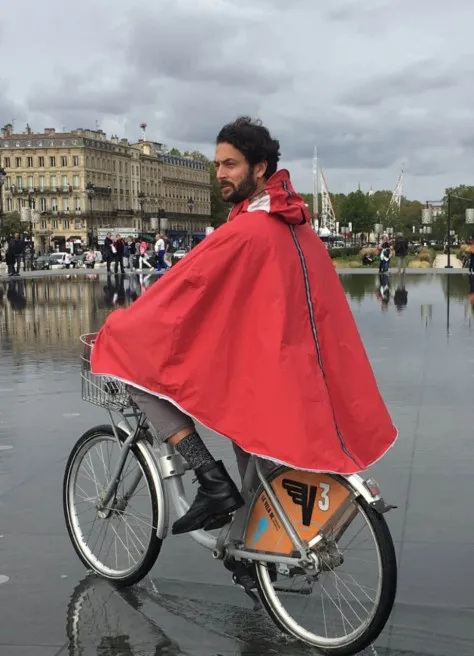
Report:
91,117,396,536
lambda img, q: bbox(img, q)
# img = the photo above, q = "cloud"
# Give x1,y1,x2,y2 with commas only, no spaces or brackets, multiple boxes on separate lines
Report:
2,0,474,202
341,59,463,107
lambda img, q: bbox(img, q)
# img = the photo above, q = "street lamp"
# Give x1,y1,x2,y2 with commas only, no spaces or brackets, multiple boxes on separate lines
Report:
187,197,195,249
0,167,5,239
27,189,35,241
86,182,95,247
138,191,146,234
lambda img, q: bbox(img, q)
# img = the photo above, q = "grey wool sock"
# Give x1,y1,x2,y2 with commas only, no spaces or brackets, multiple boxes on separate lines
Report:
174,431,215,470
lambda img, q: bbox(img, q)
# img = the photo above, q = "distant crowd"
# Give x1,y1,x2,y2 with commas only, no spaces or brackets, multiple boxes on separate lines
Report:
101,232,171,274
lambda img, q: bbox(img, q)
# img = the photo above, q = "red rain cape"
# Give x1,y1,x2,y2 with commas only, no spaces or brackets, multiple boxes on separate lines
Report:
91,169,397,474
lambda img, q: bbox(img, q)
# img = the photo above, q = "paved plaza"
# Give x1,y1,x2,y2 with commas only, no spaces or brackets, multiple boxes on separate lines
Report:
0,272,473,655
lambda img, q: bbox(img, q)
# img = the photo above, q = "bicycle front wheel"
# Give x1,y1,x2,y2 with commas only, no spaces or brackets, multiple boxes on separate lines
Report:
63,425,162,587
252,469,397,655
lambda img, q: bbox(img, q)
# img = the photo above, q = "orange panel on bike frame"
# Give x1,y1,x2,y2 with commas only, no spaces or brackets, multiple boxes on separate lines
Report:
244,471,352,556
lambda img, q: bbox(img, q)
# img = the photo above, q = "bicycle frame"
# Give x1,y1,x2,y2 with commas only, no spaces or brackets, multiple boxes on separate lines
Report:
100,409,393,570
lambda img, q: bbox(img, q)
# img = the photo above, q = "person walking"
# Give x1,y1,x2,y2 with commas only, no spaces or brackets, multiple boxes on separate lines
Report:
104,232,114,274
127,236,136,270
154,233,168,272
394,232,409,275
467,238,474,274
113,234,125,274
379,241,391,273
138,239,151,270
6,233,25,276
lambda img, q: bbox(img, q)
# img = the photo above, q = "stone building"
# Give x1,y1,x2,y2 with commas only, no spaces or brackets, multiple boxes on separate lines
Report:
0,123,211,252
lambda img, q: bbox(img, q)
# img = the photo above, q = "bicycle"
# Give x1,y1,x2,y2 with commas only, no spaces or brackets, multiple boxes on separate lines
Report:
63,333,398,656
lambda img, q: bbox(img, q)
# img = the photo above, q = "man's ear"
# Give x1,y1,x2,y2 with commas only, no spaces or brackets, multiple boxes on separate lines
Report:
255,161,268,181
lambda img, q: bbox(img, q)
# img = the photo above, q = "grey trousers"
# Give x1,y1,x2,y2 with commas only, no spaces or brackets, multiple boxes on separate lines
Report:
128,386,275,482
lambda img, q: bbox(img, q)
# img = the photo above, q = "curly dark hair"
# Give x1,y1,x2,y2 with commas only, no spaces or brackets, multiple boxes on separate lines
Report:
216,116,281,180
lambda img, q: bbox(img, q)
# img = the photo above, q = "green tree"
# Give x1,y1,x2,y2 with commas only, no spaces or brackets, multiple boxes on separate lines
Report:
399,199,423,234
184,150,210,164
299,193,313,216
339,190,376,234
168,148,182,156
444,185,474,240
370,190,392,222
330,192,347,220
0,211,22,239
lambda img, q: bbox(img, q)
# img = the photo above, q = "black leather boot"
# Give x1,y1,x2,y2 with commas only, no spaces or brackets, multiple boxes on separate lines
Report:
172,460,244,535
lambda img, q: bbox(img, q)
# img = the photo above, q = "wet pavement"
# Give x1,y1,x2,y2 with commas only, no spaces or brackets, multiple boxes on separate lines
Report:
0,270,473,655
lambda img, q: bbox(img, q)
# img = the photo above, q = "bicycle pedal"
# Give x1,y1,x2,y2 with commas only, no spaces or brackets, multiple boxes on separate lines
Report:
203,513,232,531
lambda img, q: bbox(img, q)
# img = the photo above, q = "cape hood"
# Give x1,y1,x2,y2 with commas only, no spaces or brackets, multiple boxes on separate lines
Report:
91,169,397,474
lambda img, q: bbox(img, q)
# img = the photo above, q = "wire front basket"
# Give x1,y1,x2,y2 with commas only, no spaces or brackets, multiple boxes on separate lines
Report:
80,333,132,411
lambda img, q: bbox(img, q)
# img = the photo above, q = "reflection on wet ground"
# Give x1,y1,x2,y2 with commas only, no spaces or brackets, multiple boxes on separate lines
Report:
0,271,474,655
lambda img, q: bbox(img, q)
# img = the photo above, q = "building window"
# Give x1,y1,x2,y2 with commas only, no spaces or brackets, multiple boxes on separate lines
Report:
62,198,68,211
27,156,33,168
73,175,79,189
50,156,56,167
6,198,12,212
3,157,10,168
5,176,11,189
52,220,58,229
41,220,47,230
40,198,46,212
38,156,44,167
62,175,68,189
15,157,21,168
52,199,57,211
16,176,23,190
51,176,57,190
73,156,79,166
39,175,45,190
27,175,33,189
63,220,70,229
61,156,68,167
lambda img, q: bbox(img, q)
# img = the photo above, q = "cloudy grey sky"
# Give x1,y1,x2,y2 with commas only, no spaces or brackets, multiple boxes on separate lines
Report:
1,0,473,200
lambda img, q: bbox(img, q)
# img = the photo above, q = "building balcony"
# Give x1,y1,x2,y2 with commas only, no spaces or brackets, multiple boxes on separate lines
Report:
7,184,82,194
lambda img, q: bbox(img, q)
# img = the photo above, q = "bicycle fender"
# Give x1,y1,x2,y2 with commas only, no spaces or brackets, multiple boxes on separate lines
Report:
136,440,169,539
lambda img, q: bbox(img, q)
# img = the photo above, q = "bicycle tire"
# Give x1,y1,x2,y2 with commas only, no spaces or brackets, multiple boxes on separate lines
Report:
252,466,397,655
63,424,163,587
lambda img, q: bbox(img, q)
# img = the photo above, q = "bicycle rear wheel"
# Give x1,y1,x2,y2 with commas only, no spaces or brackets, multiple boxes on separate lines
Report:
251,467,397,655
63,425,162,587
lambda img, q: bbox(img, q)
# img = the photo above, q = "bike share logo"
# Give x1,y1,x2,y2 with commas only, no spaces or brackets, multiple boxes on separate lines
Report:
282,479,317,526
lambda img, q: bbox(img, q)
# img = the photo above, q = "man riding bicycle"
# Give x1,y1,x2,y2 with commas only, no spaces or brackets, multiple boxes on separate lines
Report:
91,117,396,537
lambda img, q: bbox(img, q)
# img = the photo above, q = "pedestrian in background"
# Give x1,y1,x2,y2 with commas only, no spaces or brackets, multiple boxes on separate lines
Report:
104,232,114,274
154,233,169,272
379,241,391,273
127,236,136,270
114,233,125,274
394,232,409,275
468,238,474,274
138,239,151,270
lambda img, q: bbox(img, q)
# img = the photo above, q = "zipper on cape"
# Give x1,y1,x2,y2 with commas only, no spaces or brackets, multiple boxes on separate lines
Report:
289,224,360,467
